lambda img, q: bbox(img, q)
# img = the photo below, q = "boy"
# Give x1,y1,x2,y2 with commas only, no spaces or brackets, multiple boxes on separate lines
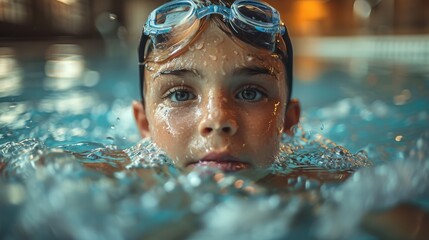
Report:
132,0,300,172
131,1,429,238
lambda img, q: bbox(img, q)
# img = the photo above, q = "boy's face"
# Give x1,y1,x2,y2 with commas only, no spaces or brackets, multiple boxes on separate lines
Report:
134,21,300,171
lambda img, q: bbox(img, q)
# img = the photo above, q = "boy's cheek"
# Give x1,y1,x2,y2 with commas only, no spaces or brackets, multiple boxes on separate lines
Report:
149,104,199,150
245,102,285,136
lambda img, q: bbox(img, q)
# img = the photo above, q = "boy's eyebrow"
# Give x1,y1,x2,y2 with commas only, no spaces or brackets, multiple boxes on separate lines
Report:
154,68,201,80
233,66,276,77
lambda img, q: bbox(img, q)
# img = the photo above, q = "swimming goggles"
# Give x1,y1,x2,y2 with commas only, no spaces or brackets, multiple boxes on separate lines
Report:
138,0,293,102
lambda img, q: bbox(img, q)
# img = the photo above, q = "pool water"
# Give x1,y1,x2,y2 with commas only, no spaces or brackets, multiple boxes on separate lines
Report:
1,43,429,239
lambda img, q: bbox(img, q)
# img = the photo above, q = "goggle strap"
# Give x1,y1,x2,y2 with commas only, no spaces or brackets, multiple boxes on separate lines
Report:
138,30,149,102
283,24,293,101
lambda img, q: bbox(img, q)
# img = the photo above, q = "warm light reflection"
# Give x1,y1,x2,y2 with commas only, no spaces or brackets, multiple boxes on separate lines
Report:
45,44,85,79
234,179,244,189
213,173,225,183
0,47,17,76
50,0,88,33
45,57,85,79
0,47,22,97
394,89,412,106
38,91,99,114
43,44,100,91
0,72,23,97
0,102,28,129
56,0,77,5
293,1,328,35
295,1,328,21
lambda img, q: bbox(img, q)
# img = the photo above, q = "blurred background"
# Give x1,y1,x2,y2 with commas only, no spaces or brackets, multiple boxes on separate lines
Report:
1,0,428,83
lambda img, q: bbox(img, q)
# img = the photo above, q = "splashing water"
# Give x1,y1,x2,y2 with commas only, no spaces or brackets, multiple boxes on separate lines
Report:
1,128,428,239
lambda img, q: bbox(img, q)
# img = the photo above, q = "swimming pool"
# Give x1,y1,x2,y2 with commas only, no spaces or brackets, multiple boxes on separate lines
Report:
1,41,428,239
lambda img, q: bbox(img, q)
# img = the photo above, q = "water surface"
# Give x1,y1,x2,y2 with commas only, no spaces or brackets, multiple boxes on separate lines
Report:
1,44,428,239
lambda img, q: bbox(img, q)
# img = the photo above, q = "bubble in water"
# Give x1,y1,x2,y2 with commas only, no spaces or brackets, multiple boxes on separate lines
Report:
188,172,202,187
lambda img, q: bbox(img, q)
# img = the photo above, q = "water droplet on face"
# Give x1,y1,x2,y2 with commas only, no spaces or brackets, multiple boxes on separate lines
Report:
116,117,120,122
203,61,207,66
195,42,204,50
145,64,155,71
246,55,254,62
209,55,217,61
110,125,115,130
273,102,280,116
210,35,224,47
233,50,238,55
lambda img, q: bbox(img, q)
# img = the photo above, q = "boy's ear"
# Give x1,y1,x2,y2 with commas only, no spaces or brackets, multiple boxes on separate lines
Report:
132,101,151,138
283,99,301,135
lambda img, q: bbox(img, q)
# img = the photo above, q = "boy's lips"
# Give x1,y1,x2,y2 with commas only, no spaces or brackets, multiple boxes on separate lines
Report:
187,152,250,172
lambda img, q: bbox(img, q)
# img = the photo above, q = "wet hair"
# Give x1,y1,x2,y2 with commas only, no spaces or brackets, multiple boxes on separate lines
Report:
139,0,293,106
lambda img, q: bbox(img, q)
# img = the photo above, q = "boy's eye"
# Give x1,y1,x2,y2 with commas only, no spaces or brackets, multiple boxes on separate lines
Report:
236,87,266,101
167,89,196,102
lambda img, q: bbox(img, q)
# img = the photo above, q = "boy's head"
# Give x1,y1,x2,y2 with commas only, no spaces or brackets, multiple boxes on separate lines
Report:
133,0,300,171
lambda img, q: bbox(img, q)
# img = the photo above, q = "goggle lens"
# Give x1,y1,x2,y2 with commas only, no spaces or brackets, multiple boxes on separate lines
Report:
155,5,192,25
236,3,274,24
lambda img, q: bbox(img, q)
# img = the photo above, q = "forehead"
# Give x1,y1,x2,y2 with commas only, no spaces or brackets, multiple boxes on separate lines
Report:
146,20,284,76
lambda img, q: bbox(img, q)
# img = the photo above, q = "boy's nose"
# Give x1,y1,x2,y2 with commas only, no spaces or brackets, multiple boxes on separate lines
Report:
198,99,238,137
198,117,238,137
